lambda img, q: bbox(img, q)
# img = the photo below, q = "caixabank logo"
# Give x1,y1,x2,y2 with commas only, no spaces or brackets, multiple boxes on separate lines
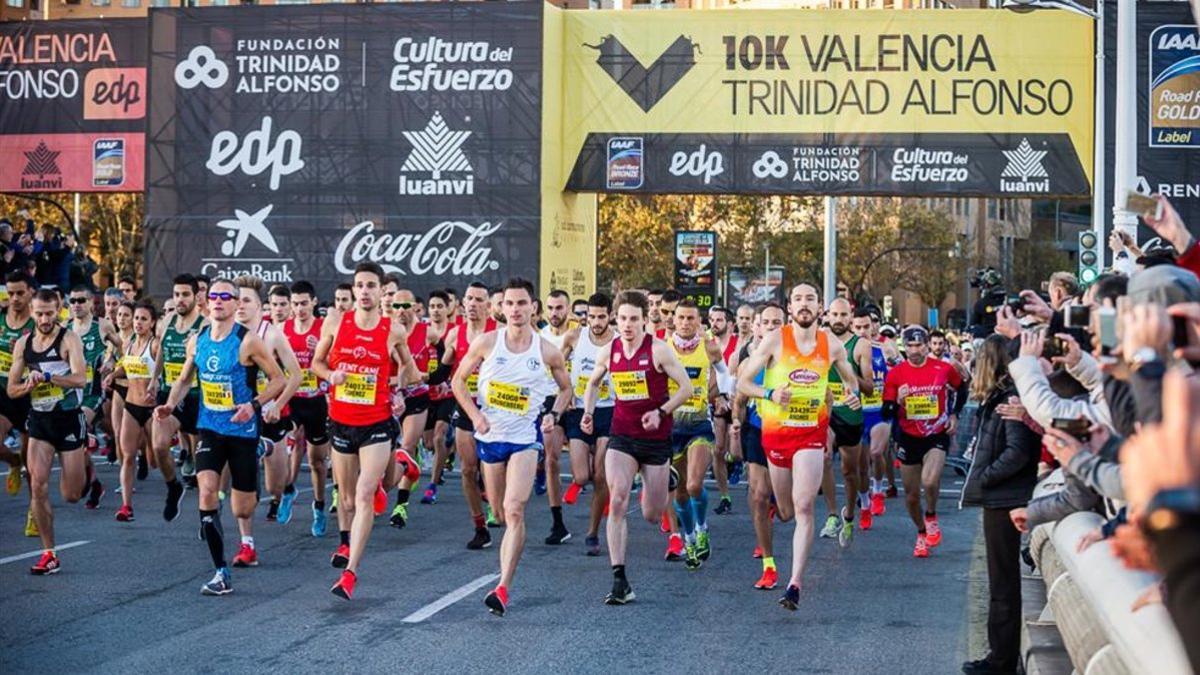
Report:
584,35,698,112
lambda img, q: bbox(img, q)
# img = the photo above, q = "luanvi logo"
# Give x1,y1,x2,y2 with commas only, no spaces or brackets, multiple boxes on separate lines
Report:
584,35,698,113
399,111,473,196
1000,138,1049,193
21,141,63,190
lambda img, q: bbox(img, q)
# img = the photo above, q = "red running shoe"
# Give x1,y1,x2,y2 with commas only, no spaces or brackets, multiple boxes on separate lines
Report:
753,566,778,590
331,570,356,600
870,492,886,516
913,534,930,558
924,515,942,547
660,511,671,534
331,543,350,569
563,482,582,506
232,543,259,568
752,546,763,559
664,533,684,561
485,585,509,616
859,508,873,531
30,550,60,575
373,482,387,516
115,504,134,522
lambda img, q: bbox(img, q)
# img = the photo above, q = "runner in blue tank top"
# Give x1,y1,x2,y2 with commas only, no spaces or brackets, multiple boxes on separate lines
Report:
852,308,901,519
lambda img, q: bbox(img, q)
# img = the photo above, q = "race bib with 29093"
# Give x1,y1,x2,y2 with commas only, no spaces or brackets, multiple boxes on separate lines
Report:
485,380,530,414
906,394,940,421
575,374,611,400
200,380,235,411
336,372,378,405
610,370,649,401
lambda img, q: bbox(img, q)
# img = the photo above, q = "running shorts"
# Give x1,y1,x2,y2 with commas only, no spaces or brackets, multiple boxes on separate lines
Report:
330,418,399,456
158,390,200,435
398,393,429,425
670,419,715,460
476,440,542,465
288,396,330,445
895,430,950,466
609,434,672,467
425,397,455,430
740,422,766,467
260,415,293,444
452,404,475,433
124,402,154,428
563,407,613,445
27,409,86,452
195,430,258,492
0,387,30,432
830,415,864,449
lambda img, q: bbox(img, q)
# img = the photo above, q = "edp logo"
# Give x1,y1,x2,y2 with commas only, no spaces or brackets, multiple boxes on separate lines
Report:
668,144,724,185
206,116,304,191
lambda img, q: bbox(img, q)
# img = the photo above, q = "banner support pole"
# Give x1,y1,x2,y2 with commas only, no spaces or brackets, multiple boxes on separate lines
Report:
1093,0,1106,266
1112,0,1139,242
823,196,836,304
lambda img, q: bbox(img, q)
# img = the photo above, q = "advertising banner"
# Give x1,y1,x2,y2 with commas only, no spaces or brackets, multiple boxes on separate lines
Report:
0,20,146,192
143,4,545,298
674,230,716,308
559,9,1094,197
726,265,784,309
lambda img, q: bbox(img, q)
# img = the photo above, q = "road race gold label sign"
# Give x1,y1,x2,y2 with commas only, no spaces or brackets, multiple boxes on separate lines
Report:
558,9,1094,196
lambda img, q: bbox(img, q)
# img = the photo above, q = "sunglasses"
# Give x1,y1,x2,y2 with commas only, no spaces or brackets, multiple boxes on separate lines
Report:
392,302,412,310
208,292,235,302
68,297,89,305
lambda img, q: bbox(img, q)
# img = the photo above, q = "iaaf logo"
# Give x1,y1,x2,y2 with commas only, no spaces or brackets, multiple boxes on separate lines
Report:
999,138,1050,193
335,220,502,277
200,204,295,284
399,111,473,196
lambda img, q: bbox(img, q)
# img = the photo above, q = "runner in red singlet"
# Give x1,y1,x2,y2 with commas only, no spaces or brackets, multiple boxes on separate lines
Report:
282,281,330,537
386,282,429,529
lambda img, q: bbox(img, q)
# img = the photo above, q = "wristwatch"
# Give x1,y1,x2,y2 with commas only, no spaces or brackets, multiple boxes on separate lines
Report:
1144,487,1200,533
1129,347,1165,375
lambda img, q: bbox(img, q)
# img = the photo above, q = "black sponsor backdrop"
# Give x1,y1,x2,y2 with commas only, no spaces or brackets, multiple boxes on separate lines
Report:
0,19,147,135
1102,1,1200,247
144,4,542,298
567,132,1089,197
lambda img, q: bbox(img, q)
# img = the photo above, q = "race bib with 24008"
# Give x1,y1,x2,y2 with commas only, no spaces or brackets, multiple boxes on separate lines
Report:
610,370,649,401
486,381,530,414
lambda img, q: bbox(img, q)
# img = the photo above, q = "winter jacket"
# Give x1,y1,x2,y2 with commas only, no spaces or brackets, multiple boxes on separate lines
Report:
961,385,1041,510
1009,353,1112,432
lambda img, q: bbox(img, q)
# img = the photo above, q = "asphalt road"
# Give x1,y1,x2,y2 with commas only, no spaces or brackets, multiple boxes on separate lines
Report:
1,456,981,673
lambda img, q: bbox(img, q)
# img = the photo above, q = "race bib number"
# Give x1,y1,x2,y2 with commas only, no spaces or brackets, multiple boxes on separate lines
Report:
298,369,319,395
466,372,480,396
31,382,64,410
0,350,12,375
574,374,610,400
427,358,439,375
164,361,196,386
200,380,235,411
123,355,151,379
611,370,649,401
861,389,883,409
87,365,95,384
336,372,377,405
486,381,530,414
672,385,706,413
906,394,939,421
783,392,822,428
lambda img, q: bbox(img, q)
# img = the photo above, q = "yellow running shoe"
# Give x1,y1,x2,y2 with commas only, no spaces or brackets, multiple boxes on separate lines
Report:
25,509,39,537
6,468,20,496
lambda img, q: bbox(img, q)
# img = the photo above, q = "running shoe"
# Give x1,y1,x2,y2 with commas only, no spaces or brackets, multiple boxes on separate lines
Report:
467,527,492,550
605,577,635,605
665,533,684,561
885,484,898,498
684,542,702,571
163,480,185,522
925,515,942,547
390,503,408,529
330,543,350,569
373,482,387,516
136,453,148,481
563,482,582,506
115,504,134,522
859,508,873,531
696,530,711,560
201,568,232,596
754,567,778,590
484,586,509,617
24,509,38,536
484,504,500,528
534,467,546,496
728,460,743,486
714,495,732,515
231,544,259,568
85,479,105,510
752,546,763,559
180,452,195,478
420,484,437,505
779,584,800,611
311,503,327,538
266,500,279,522
668,466,679,491
278,488,296,525
913,533,930,558
819,514,840,539
329,486,338,514
585,535,601,557
30,551,59,576
660,511,671,534
870,492,886,516
838,512,855,548
545,524,571,545
330,570,356,600
6,466,20,496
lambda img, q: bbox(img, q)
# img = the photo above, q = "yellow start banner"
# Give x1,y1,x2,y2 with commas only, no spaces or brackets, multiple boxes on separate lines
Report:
555,8,1094,197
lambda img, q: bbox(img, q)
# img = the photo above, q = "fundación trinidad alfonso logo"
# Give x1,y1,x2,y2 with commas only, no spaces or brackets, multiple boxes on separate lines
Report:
584,35,699,113
174,45,229,90
1000,138,1050,193
21,141,63,190
399,111,474,196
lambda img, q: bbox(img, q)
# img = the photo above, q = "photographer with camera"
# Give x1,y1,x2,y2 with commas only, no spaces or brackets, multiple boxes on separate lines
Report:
969,268,1009,339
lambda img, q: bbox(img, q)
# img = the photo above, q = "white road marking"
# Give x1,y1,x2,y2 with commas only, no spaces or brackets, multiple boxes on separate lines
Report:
1,540,91,565
401,573,500,624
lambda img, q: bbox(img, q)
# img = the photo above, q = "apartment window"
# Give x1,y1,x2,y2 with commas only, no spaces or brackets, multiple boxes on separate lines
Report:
986,199,998,220
209,0,229,4
121,0,140,6
92,0,111,6
4,0,24,7
275,0,310,4
148,0,170,6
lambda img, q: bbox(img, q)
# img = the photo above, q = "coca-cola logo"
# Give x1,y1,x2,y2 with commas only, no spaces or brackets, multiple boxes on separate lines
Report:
335,220,502,277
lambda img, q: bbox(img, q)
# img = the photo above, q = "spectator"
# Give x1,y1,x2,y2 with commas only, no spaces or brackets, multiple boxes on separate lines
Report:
117,276,137,301
961,334,1042,675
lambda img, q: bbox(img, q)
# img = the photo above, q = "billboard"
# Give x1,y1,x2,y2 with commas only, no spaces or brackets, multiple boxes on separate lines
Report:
143,4,546,298
558,9,1094,197
0,20,146,192
726,265,784,309
674,230,716,308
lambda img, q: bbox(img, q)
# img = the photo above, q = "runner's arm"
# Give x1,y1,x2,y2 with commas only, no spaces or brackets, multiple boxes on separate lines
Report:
428,326,457,384
243,333,286,409
855,339,875,397
159,335,198,411
653,340,699,416
543,341,572,420
450,332,493,426
5,335,32,398
582,343,611,416
310,309,341,383
269,328,302,409
54,331,88,389
736,329,779,400
881,368,900,421
390,323,421,387
706,338,733,398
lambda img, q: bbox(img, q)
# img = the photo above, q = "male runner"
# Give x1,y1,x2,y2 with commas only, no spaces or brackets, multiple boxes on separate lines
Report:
1,271,35,503
646,289,665,336
489,289,505,324
283,281,331,536
154,278,284,595
232,276,301,567
734,305,755,345
571,298,588,322
732,302,786,589
313,263,417,600
452,277,571,616
420,290,454,504
581,290,694,605
151,274,206,521
439,281,496,549
824,298,876,542
333,283,354,313
737,283,861,610
8,289,90,574
882,325,965,558
264,283,306,522
387,283,432,528
538,289,573,545
445,287,463,326
708,305,738,514
560,292,616,556
852,309,898,518
68,285,120,509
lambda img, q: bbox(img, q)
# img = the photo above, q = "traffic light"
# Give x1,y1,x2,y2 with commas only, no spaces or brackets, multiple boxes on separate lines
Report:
1078,231,1100,286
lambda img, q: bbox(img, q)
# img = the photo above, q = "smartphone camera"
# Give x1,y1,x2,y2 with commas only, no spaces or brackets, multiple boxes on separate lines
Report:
1051,417,1091,443
1004,294,1025,314
1065,305,1090,329
1042,336,1067,360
